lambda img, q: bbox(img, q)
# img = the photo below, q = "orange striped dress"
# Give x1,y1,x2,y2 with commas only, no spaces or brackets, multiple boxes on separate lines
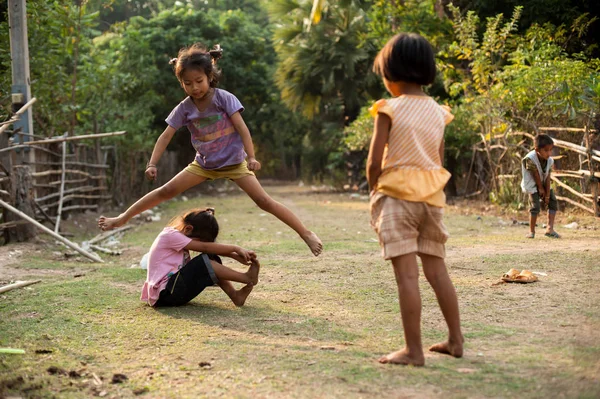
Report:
369,95,453,207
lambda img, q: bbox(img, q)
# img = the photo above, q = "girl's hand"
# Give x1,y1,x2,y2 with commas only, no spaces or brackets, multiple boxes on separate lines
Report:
247,157,261,171
233,247,256,264
145,166,157,181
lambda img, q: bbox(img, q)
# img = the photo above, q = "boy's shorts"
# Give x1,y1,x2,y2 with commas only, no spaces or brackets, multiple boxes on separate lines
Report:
185,160,255,181
370,194,449,260
529,189,558,216
154,254,220,307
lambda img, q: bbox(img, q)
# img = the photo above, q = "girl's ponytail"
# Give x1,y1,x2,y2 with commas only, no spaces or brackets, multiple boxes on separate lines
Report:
208,44,223,64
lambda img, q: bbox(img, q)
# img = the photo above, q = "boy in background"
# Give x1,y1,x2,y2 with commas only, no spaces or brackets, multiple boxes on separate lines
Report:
521,134,560,238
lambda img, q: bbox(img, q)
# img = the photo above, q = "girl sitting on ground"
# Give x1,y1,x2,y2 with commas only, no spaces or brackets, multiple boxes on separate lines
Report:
142,207,260,307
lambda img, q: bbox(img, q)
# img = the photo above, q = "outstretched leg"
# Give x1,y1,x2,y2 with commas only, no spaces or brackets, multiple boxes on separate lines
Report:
420,253,463,358
234,175,323,256
210,258,260,286
98,170,206,230
379,253,425,366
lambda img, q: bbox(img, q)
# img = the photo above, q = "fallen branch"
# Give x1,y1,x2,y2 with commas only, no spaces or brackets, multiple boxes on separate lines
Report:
90,245,122,256
0,280,41,294
0,199,103,263
88,225,133,245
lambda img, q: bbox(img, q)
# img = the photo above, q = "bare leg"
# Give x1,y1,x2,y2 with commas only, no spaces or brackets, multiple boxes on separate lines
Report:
379,253,425,366
420,253,464,358
546,211,557,234
234,175,323,256
527,213,537,238
210,258,260,285
98,170,206,230
218,280,254,307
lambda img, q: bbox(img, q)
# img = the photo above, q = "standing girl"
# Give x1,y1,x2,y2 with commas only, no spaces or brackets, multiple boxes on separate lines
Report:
142,207,260,307
98,43,322,256
367,33,463,366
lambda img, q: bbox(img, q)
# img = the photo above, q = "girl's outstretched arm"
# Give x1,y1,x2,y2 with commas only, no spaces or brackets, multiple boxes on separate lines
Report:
146,126,177,181
366,113,391,192
184,240,255,263
230,112,261,171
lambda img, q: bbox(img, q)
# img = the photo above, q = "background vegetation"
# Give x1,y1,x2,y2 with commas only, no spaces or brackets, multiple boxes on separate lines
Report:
1,0,599,194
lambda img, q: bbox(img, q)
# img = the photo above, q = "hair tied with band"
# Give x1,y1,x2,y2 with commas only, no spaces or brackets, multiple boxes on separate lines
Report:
169,58,178,65
209,44,223,60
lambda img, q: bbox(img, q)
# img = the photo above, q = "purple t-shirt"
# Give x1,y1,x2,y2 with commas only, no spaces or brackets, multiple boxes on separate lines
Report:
165,89,246,170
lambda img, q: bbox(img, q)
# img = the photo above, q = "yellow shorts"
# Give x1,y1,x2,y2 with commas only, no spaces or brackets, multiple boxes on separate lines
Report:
184,160,255,181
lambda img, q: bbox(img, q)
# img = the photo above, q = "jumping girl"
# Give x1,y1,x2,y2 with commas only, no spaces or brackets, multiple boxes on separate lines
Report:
98,43,322,256
367,33,464,366
142,207,260,307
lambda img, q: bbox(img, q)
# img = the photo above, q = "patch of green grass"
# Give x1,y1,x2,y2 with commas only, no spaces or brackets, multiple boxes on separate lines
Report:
1,186,600,398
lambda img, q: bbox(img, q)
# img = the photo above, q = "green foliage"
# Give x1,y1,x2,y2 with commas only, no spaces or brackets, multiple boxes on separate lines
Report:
343,106,373,152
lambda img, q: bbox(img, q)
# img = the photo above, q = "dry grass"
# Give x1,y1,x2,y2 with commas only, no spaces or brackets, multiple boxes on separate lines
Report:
1,183,599,398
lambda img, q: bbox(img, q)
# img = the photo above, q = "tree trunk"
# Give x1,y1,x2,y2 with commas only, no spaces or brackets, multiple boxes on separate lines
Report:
6,165,36,242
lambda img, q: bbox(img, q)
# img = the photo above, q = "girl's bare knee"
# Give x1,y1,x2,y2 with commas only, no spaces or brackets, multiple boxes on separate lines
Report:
253,195,275,212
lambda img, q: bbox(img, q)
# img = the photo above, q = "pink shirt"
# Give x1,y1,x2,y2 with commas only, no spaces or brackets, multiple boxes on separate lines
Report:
141,227,192,306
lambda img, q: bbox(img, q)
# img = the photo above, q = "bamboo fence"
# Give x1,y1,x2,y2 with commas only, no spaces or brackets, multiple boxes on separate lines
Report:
0,99,127,252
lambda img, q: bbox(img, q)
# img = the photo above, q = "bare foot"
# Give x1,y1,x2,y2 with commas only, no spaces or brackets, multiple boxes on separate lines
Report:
98,215,126,231
247,258,260,285
378,348,425,366
302,231,323,256
232,284,253,307
429,338,464,358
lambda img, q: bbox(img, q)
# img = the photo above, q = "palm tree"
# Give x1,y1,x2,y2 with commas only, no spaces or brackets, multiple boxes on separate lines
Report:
267,0,374,123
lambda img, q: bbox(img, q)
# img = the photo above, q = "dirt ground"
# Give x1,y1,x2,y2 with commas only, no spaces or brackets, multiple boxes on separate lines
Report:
1,184,599,398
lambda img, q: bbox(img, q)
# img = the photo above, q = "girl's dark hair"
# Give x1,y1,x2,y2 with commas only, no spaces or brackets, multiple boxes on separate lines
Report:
170,43,223,87
535,134,554,149
373,33,436,86
169,208,219,242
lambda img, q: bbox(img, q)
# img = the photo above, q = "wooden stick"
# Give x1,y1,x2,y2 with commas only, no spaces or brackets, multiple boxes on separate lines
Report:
553,172,584,179
13,131,126,146
555,195,595,214
539,127,597,133
551,176,593,203
0,280,41,294
60,204,98,212
0,98,37,135
0,220,30,229
88,225,133,245
0,199,103,263
32,169,103,179
24,160,109,169
0,189,9,197
551,138,600,159
34,201,56,225
0,145,61,156
35,186,107,202
55,133,67,233
40,194,112,209
89,245,122,256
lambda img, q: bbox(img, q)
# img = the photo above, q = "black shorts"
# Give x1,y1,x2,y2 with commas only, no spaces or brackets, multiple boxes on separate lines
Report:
154,254,220,307
529,189,558,216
